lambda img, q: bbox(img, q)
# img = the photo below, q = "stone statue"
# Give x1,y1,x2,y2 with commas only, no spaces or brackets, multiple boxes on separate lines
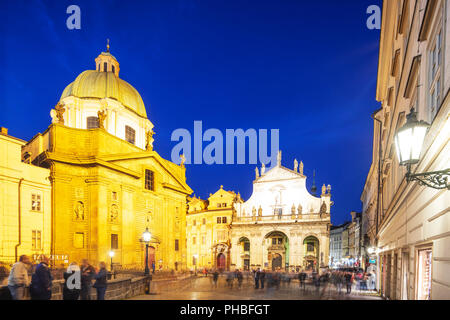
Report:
327,184,331,194
261,163,265,175
255,167,259,179
110,204,119,222
299,161,304,175
294,159,298,172
291,204,296,218
297,204,302,215
320,202,327,215
54,102,65,124
258,206,262,216
97,109,107,129
180,153,186,167
74,201,84,220
146,129,155,151
252,207,256,216
322,184,326,195
277,150,282,167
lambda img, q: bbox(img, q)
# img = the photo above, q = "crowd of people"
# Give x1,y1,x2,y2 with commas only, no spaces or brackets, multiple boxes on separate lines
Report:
200,267,377,295
5,255,109,300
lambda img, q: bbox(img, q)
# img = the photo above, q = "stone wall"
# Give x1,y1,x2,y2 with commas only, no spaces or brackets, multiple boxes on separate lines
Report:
0,275,149,300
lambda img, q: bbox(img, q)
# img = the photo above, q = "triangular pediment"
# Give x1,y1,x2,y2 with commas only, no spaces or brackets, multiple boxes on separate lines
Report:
256,165,304,183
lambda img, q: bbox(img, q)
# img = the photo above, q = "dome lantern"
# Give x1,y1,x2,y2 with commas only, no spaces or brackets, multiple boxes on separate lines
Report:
95,39,120,76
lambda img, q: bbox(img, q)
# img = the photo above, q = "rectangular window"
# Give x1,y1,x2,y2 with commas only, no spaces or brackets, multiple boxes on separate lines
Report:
222,217,227,224
31,194,41,211
307,242,315,252
243,242,250,252
202,218,206,225
217,203,222,208
193,219,196,226
86,116,99,129
125,125,136,145
145,169,154,191
32,230,42,250
111,234,119,250
104,62,108,72
175,239,179,251
222,203,227,207
112,191,118,201
217,217,221,224
429,29,443,120
74,232,84,249
112,65,115,74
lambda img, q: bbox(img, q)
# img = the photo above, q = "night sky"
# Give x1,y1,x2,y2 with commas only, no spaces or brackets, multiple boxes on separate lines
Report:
0,0,382,225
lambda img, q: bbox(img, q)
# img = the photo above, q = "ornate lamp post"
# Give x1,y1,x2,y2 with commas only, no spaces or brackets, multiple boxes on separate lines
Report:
108,250,115,278
394,108,449,190
142,227,152,275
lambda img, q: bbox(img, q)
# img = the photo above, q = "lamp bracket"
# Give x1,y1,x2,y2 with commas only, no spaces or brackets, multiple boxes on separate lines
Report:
406,168,450,190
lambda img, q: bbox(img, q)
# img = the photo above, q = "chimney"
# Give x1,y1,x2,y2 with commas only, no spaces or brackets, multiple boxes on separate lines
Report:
0,127,8,135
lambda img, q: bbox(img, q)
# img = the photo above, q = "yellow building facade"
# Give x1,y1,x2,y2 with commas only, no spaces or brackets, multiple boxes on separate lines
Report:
2,48,193,271
186,186,241,271
0,128,52,264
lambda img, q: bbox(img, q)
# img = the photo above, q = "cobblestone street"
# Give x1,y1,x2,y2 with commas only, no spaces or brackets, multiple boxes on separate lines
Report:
131,276,382,300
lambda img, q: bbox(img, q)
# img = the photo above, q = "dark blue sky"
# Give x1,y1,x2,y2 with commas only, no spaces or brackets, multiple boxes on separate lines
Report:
0,0,382,225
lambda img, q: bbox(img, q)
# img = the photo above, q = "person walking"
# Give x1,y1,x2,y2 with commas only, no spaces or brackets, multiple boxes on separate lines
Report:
212,269,219,288
63,262,81,300
299,270,307,291
254,269,260,289
30,256,53,300
8,255,31,300
93,262,108,300
80,259,95,300
236,269,243,289
345,272,353,294
259,269,266,289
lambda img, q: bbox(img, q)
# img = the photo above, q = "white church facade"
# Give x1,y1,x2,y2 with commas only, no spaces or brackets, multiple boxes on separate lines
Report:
230,152,332,272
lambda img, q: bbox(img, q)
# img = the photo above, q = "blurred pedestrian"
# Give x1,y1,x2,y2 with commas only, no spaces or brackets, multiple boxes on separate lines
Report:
254,269,260,289
8,255,31,300
212,269,219,288
345,272,353,294
63,262,81,300
259,269,266,289
93,262,108,300
30,255,52,300
80,259,95,300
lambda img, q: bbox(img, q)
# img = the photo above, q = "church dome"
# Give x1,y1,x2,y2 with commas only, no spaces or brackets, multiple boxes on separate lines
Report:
60,50,147,118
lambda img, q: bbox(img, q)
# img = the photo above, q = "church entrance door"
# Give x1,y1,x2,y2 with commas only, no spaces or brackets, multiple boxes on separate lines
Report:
217,253,226,271
272,254,282,271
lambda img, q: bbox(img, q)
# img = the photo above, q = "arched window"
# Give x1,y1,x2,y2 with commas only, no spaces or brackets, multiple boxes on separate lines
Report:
104,62,108,72
125,125,136,144
87,116,99,129
112,65,115,74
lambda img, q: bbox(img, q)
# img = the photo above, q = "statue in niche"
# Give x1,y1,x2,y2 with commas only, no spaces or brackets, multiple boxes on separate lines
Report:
261,163,265,175
110,204,119,222
299,161,304,175
294,159,298,172
146,129,155,151
97,109,107,129
74,201,84,220
320,202,327,215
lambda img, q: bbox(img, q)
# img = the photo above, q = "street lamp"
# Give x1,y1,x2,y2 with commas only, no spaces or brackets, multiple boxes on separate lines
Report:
142,227,152,275
394,108,449,190
108,250,115,275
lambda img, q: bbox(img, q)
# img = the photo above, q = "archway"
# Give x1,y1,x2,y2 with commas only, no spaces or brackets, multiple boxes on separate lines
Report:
238,237,250,270
303,236,320,272
265,231,289,271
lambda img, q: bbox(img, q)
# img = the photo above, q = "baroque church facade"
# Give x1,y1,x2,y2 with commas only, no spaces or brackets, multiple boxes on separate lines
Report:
230,152,332,272
1,46,193,270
